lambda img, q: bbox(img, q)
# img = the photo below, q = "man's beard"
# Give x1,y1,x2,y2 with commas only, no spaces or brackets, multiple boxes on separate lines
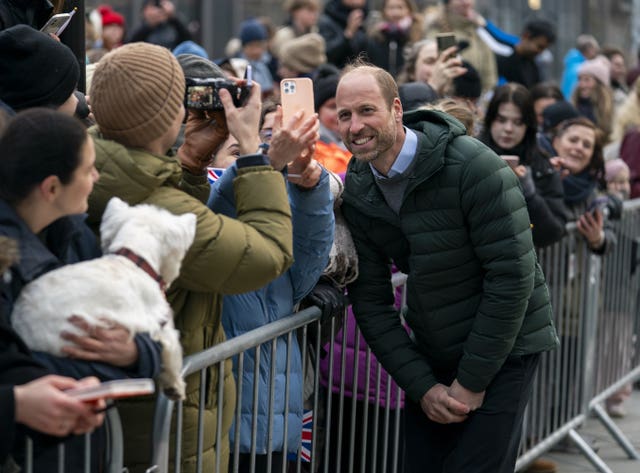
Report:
346,124,396,163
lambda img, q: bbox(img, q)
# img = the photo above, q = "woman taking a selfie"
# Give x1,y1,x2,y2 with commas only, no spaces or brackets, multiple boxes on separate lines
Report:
480,83,568,248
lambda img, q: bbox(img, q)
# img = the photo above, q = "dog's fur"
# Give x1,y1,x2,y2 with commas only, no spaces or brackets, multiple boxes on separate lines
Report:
11,197,196,400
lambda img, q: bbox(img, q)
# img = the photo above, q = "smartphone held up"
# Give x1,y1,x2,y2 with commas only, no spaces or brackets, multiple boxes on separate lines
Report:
40,7,77,36
280,78,315,124
436,33,457,53
500,155,520,169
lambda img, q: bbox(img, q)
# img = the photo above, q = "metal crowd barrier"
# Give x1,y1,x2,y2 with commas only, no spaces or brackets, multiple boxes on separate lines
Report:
516,199,640,472
14,407,124,473
142,199,640,473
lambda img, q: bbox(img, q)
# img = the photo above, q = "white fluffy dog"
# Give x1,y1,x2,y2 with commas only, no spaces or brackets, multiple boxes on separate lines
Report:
11,197,196,400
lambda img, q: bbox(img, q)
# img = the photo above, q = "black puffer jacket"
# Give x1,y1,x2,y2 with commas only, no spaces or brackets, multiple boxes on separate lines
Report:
318,0,369,68
342,110,559,402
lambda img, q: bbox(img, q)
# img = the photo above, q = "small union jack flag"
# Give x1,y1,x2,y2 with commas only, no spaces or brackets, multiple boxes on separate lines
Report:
288,409,313,462
207,167,225,184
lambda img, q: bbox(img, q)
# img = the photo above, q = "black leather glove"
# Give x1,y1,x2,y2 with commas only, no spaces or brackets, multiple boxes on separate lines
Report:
300,277,346,324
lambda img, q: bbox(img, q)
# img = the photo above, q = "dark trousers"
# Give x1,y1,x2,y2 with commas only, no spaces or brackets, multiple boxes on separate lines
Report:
404,354,540,473
229,452,285,473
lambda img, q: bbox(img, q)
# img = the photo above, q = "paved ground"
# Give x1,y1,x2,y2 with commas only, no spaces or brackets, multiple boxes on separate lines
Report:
539,389,640,472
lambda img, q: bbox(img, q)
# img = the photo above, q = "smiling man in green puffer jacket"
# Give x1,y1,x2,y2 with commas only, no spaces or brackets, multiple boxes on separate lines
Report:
336,60,559,473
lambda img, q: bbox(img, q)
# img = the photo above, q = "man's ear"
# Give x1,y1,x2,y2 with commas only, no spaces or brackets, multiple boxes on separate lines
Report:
38,175,61,203
393,97,403,122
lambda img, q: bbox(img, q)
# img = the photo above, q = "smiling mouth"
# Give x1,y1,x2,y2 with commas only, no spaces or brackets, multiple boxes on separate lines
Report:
352,136,373,146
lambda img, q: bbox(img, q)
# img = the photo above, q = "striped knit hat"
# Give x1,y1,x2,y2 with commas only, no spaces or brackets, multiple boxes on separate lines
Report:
90,42,185,148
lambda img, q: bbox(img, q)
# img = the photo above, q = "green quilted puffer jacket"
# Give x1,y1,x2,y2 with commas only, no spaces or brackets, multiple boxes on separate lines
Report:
342,110,559,403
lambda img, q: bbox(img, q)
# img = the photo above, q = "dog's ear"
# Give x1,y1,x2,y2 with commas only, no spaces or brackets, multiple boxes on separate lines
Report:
100,198,131,252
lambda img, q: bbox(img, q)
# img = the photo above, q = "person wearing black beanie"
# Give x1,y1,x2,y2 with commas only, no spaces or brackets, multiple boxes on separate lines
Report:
312,64,343,146
399,81,439,112
0,24,80,114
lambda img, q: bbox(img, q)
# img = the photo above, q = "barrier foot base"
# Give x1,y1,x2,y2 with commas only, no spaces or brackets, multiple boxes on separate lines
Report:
568,429,613,473
592,403,640,460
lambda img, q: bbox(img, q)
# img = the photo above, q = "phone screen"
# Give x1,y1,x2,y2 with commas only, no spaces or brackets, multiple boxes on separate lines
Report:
280,78,315,125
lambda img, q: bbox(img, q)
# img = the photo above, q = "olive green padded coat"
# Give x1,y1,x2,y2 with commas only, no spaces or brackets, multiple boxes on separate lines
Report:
87,130,294,473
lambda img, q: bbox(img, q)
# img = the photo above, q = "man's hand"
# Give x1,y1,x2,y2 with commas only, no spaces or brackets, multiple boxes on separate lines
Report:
14,375,105,437
178,109,229,174
420,383,470,424
61,315,138,368
268,107,319,171
219,81,262,156
448,379,485,411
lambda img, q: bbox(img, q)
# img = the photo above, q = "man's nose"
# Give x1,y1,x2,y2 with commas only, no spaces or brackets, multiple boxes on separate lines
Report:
350,115,364,134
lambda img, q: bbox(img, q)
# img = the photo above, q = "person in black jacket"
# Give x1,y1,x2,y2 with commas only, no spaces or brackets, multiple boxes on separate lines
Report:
365,0,424,77
0,0,58,31
496,19,556,89
128,0,191,50
480,83,569,248
0,108,161,471
318,0,369,68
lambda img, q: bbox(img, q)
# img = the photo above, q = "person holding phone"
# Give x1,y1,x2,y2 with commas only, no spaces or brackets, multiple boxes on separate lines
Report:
0,235,106,468
397,38,466,96
86,42,297,473
422,0,498,92
480,83,569,248
549,117,619,254
0,0,60,31
208,98,332,473
546,117,621,458
0,25,80,115
0,108,162,472
336,60,558,473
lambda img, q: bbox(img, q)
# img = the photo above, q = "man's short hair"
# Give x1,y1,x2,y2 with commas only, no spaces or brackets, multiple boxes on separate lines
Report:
523,19,556,44
342,57,399,109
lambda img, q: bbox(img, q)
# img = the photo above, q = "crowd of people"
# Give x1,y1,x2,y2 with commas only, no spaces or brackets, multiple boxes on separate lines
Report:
1,1,639,473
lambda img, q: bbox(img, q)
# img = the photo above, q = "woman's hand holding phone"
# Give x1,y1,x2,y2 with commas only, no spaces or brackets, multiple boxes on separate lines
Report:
577,208,605,249
267,108,319,172
429,46,466,95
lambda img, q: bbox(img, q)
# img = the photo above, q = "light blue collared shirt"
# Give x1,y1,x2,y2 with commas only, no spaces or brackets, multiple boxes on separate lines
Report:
369,127,418,179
